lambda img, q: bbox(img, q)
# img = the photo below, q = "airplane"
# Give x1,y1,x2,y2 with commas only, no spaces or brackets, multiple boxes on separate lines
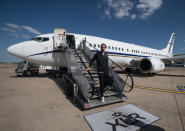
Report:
7,29,184,74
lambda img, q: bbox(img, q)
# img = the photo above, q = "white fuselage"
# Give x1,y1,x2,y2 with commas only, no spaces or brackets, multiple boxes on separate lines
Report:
7,33,173,73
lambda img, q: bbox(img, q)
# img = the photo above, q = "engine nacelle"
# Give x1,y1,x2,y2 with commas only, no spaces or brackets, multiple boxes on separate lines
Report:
139,58,165,73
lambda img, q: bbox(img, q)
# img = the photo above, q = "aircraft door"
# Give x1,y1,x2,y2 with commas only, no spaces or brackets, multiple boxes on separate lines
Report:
54,28,67,49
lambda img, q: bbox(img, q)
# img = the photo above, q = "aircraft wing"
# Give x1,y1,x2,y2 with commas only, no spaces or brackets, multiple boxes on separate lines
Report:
162,56,185,63
173,53,185,57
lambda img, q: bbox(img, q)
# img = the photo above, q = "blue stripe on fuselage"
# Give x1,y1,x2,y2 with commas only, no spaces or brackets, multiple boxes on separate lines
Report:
91,50,149,58
26,49,149,58
26,50,65,57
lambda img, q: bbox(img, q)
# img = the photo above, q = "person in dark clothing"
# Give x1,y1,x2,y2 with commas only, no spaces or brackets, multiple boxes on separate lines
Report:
86,43,109,103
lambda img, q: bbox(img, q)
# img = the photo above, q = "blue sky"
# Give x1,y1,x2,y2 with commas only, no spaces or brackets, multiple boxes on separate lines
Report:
0,0,185,62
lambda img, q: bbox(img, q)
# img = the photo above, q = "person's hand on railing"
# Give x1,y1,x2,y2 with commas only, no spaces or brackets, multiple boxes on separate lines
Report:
85,66,91,71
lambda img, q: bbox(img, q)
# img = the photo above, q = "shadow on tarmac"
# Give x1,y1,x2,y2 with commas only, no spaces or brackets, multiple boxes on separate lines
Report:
132,73,185,78
115,71,185,78
48,75,84,111
140,125,165,131
155,74,185,77
9,72,85,110
9,72,52,78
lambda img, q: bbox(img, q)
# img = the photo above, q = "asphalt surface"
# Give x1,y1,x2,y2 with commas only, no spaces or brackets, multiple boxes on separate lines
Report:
0,64,185,131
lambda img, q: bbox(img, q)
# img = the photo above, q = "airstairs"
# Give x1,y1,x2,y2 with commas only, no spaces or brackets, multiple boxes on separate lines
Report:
54,28,134,109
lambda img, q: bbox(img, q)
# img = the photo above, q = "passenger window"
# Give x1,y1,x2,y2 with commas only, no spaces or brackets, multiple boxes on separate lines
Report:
112,47,114,50
127,49,129,52
122,48,123,51
115,47,117,50
108,46,110,49
94,44,96,47
118,48,120,50
98,44,100,48
89,43,92,47
42,37,49,42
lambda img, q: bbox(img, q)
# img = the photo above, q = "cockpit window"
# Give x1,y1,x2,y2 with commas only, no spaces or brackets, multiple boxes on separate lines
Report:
42,37,49,41
32,37,42,42
31,37,49,42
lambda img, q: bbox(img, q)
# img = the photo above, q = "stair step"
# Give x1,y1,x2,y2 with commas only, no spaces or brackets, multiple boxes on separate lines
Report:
104,90,119,97
88,78,99,81
81,66,97,69
94,84,100,88
82,70,98,74
85,75,99,78
73,53,86,56
76,57,89,60
84,73,98,77
89,95,122,106
80,63,90,66
77,61,90,63
89,88,119,97
74,55,89,59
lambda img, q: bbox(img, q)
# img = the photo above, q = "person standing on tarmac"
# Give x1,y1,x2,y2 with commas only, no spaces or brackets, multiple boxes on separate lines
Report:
85,43,109,103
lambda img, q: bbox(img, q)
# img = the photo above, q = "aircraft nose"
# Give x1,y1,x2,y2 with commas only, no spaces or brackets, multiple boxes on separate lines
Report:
7,43,24,58
7,45,14,54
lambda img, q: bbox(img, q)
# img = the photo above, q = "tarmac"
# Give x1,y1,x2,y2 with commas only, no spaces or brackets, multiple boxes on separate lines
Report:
0,63,185,131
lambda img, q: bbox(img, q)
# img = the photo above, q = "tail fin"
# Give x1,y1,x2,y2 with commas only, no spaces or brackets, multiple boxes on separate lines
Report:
161,33,175,56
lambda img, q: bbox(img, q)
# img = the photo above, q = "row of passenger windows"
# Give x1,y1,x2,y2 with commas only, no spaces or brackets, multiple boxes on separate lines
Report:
31,37,49,42
89,43,167,57
89,43,126,51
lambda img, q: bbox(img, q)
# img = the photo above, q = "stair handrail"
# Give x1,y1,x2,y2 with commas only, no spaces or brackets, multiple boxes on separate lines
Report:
66,38,95,82
66,39,96,98
73,48,95,83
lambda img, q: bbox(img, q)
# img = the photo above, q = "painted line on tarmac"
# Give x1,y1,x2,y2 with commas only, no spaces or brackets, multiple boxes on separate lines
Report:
134,86,185,95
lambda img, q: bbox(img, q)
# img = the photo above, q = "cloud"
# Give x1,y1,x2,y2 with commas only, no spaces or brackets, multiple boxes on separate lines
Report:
9,33,31,39
104,0,133,19
101,0,163,20
137,0,163,19
131,14,136,19
1,27,16,32
20,34,31,39
22,25,41,35
1,23,41,38
5,23,20,29
105,9,111,18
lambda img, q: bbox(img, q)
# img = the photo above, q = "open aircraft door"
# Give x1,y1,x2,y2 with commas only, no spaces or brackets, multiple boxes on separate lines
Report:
54,28,67,49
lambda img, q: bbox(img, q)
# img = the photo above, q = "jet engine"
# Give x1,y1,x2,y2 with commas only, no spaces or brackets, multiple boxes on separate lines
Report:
139,58,165,73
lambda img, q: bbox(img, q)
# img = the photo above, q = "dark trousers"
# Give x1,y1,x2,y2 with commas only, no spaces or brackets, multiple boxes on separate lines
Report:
98,72,109,97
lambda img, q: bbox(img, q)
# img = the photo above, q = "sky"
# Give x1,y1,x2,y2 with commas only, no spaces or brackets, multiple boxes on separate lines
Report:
0,0,185,62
